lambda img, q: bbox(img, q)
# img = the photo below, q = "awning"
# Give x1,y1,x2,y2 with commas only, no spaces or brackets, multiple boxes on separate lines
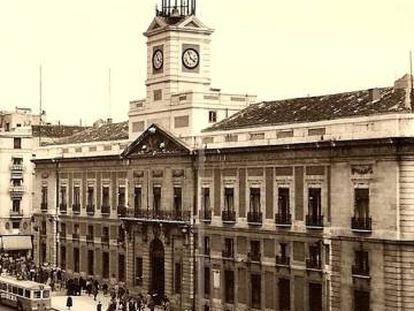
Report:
2,235,32,251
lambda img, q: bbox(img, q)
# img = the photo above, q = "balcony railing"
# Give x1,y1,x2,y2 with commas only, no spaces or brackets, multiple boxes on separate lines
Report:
351,217,372,232
247,211,263,226
101,236,109,245
40,203,48,212
221,210,236,223
276,256,290,267
275,213,292,226
72,233,80,241
9,186,25,198
306,214,324,228
123,208,192,222
248,252,261,263
86,235,94,243
352,265,370,277
59,204,67,214
10,164,24,178
199,209,212,223
117,205,127,217
86,205,95,216
306,257,322,270
72,204,81,214
59,233,66,241
101,205,110,216
222,249,234,260
10,210,23,218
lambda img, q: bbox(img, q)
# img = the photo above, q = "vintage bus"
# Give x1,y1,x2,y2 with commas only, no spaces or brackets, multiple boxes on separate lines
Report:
0,276,51,311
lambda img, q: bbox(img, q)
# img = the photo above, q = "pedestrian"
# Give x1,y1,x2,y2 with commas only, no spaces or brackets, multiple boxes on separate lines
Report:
66,296,73,310
93,285,98,301
97,301,102,311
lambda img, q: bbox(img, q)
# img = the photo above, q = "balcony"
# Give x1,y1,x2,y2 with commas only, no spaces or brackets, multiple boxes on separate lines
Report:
86,235,94,244
117,205,127,217
351,217,372,232
276,256,290,267
306,257,322,271
306,214,324,229
10,209,23,219
10,164,24,178
40,203,48,213
247,211,263,226
199,209,212,223
72,233,80,241
117,237,126,247
248,252,261,263
101,205,110,217
59,204,67,214
352,265,370,279
101,236,110,245
72,204,81,214
59,233,66,241
275,213,292,227
221,210,236,224
222,249,234,260
86,205,95,216
123,208,192,223
9,186,25,199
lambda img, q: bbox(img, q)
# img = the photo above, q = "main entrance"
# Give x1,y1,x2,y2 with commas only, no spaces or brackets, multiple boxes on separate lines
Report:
150,238,165,303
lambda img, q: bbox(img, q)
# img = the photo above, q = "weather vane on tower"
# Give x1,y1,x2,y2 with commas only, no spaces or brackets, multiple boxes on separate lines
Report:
156,0,196,17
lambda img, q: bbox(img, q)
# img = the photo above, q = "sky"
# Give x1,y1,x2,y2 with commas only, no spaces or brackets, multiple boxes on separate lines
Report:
0,0,413,125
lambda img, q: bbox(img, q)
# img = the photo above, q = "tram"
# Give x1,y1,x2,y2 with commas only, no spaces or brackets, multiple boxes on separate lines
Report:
0,276,51,311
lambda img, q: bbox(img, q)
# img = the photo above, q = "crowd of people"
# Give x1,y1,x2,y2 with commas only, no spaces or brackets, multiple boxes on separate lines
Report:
0,253,173,311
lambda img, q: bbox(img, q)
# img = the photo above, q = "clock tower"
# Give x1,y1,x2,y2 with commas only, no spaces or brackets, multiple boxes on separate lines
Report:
145,0,214,105
128,0,256,140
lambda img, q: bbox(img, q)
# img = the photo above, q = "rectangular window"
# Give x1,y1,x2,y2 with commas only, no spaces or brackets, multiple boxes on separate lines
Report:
204,267,210,297
355,188,369,218
60,246,66,269
12,200,21,213
135,257,143,286
87,225,94,240
153,186,161,213
12,221,20,229
60,186,67,206
204,236,210,256
354,250,369,275
276,129,294,139
250,132,265,140
251,274,261,309
224,134,238,143
308,128,326,136
278,187,290,214
279,278,291,310
13,138,22,149
87,250,94,275
208,111,217,123
280,243,288,258
250,240,261,261
224,187,234,212
60,223,66,237
73,186,80,207
249,188,261,213
308,188,322,216
102,186,110,207
354,290,370,311
87,186,94,205
74,248,80,273
224,270,235,304
309,283,322,311
174,115,189,128
118,187,126,207
41,186,48,206
174,263,182,294
134,187,142,212
224,238,234,258
119,254,125,282
173,187,182,215
102,227,109,242
202,188,210,211
154,89,162,101
102,252,110,279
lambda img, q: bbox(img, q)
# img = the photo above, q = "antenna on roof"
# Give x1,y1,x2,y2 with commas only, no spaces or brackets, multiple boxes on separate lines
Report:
38,65,43,145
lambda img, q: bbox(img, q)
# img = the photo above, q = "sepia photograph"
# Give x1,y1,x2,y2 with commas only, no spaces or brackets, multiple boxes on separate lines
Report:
0,0,413,310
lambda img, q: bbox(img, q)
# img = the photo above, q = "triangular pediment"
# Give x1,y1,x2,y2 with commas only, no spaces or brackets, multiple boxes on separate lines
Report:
145,17,167,33
122,124,191,158
177,16,210,30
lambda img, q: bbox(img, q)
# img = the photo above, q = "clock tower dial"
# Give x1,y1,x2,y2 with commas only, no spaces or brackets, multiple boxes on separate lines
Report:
182,48,200,70
152,49,164,70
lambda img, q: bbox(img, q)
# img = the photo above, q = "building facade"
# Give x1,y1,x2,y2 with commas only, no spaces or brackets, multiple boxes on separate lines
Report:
31,1,414,310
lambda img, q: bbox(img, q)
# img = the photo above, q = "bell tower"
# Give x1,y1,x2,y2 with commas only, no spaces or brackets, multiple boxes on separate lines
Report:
144,0,214,106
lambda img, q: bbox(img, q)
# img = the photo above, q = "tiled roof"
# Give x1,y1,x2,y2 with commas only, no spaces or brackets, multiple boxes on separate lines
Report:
45,121,129,145
32,125,88,138
204,87,412,132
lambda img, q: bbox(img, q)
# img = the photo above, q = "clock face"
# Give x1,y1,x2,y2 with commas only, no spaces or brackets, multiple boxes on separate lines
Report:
152,50,163,70
182,48,200,69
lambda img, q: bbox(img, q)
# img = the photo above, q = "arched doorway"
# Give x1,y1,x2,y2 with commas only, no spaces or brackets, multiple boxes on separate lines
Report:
150,238,165,303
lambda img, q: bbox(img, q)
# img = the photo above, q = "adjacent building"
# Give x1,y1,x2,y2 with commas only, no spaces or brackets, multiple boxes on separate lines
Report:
31,1,414,310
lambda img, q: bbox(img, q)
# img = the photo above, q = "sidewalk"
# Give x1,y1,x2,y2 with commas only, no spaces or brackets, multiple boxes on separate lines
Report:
51,292,110,311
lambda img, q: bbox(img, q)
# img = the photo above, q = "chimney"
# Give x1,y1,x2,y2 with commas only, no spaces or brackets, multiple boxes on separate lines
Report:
394,74,413,109
368,88,381,102
107,118,113,124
